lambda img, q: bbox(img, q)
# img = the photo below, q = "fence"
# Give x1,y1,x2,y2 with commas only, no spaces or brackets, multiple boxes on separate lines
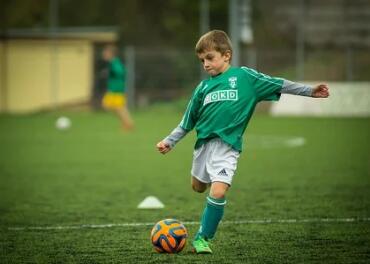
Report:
116,45,369,108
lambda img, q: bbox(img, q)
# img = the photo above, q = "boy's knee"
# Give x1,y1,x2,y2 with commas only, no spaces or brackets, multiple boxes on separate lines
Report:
210,189,226,199
209,182,229,199
191,177,208,193
192,182,207,193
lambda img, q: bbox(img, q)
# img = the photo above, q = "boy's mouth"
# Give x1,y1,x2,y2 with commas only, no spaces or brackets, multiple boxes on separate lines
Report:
206,69,219,76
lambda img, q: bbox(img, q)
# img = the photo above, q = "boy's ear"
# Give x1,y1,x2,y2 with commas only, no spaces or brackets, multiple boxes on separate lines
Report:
223,51,232,62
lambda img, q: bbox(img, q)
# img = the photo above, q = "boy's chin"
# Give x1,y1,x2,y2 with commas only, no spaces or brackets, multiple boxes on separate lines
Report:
207,70,219,76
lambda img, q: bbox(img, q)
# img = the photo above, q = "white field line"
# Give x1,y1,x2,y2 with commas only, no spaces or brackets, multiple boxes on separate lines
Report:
7,217,370,231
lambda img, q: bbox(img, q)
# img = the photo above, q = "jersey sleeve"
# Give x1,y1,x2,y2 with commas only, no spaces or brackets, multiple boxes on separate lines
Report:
242,67,284,101
179,82,203,131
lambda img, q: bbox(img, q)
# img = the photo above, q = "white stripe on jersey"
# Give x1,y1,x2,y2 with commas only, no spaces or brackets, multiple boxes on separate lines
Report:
241,66,282,86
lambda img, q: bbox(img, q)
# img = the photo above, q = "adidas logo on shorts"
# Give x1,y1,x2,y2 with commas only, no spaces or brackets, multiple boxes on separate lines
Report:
218,169,228,177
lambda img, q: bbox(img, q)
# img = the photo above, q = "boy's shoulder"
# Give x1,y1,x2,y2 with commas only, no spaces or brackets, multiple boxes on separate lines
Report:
239,66,257,75
229,66,255,78
226,66,254,82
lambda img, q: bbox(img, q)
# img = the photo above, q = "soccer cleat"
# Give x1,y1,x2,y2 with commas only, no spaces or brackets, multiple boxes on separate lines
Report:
192,236,213,254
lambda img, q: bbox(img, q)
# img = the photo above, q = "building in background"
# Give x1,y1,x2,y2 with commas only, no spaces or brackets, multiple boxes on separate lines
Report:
0,28,117,113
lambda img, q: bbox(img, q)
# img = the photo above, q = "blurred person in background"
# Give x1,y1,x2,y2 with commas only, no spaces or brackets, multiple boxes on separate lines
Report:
101,44,134,130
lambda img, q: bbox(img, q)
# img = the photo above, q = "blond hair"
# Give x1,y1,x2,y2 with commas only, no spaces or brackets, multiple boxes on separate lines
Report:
195,30,233,60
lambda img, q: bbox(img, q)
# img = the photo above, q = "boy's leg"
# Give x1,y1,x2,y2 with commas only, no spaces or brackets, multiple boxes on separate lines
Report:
196,182,228,239
193,181,228,254
209,181,229,199
191,176,209,193
115,107,134,130
190,139,235,253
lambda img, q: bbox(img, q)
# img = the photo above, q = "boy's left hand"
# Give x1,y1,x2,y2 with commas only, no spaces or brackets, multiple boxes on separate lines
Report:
312,84,329,98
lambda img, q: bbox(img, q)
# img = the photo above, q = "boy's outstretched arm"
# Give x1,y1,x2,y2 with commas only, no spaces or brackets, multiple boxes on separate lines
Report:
281,80,329,98
156,126,188,154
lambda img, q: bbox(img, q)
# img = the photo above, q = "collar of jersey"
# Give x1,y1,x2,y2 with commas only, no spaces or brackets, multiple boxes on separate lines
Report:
210,66,233,80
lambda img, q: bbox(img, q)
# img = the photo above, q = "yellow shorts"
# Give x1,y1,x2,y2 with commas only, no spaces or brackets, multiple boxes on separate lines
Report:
102,92,126,109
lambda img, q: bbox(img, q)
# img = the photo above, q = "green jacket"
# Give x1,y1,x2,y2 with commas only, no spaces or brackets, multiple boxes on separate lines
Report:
107,57,126,93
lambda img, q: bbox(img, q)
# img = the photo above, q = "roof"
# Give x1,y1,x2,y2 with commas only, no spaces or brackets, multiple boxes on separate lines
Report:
1,27,119,42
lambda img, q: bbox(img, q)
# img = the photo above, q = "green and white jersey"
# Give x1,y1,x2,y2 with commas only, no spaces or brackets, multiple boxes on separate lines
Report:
180,66,283,152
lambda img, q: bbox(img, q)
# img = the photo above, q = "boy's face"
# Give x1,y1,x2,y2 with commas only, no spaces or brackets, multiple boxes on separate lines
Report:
102,48,114,61
197,50,231,76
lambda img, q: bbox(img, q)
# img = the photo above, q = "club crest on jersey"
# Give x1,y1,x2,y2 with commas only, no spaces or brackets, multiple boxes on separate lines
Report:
204,90,238,105
228,76,238,88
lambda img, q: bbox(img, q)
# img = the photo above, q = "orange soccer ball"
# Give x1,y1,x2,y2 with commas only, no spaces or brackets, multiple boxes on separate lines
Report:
150,219,188,253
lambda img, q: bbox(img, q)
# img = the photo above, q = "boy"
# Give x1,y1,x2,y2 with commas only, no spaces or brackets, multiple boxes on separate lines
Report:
156,30,329,254
101,45,134,130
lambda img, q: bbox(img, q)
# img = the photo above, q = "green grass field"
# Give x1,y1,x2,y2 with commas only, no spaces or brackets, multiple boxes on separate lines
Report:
0,105,369,263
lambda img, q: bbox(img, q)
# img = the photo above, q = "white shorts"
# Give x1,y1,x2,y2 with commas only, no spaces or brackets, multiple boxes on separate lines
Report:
191,138,240,186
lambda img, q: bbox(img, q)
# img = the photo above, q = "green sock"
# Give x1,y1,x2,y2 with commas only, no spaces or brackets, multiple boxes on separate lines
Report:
195,196,226,240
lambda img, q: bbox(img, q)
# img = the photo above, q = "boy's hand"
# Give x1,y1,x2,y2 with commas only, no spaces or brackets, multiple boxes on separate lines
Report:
312,84,329,98
156,141,172,154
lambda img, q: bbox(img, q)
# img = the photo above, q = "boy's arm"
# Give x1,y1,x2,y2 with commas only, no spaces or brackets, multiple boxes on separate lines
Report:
156,82,204,154
242,67,329,100
281,80,329,98
156,126,189,154
164,126,188,147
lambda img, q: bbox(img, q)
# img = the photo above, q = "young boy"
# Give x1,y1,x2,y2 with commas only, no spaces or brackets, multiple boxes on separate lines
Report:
156,30,329,254
101,45,134,130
